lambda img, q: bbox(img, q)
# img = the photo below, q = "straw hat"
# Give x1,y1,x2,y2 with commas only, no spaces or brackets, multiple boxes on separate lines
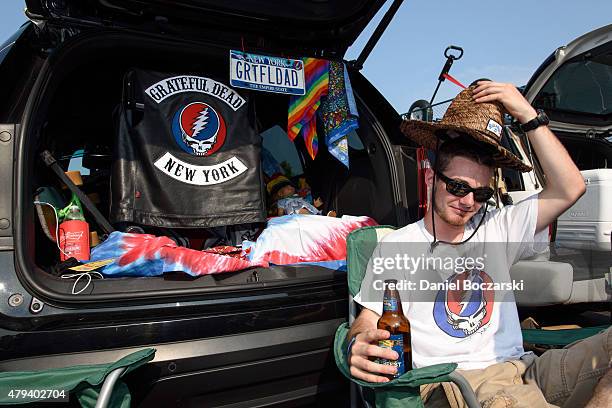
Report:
400,86,532,172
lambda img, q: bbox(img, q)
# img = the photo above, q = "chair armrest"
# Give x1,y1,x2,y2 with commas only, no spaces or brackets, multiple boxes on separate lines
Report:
448,371,481,408
95,367,126,408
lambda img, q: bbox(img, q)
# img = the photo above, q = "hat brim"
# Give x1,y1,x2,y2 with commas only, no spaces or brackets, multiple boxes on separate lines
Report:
400,119,532,173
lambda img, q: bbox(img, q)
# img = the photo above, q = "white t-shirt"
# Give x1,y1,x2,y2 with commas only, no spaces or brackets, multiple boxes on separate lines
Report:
354,194,549,370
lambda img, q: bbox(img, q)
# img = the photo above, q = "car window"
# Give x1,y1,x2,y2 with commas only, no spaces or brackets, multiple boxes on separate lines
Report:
0,41,14,65
501,167,524,191
0,24,28,66
500,130,525,191
533,50,612,116
559,138,611,170
261,125,304,177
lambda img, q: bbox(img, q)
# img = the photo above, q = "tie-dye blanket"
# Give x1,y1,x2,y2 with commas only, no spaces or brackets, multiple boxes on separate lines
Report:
90,232,266,277
90,214,376,277
243,214,377,265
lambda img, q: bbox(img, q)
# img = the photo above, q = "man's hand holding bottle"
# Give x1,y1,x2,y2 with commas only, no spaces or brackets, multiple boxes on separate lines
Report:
348,329,400,383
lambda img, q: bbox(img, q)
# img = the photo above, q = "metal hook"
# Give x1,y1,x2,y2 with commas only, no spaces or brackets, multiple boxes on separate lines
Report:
429,45,464,105
444,46,464,60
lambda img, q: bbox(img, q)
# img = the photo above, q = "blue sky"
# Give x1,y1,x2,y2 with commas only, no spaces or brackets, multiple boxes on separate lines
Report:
347,0,612,113
1,0,611,115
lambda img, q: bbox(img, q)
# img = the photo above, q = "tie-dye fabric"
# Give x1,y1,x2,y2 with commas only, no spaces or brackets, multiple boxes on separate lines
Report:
243,214,377,265
287,58,330,160
89,215,376,277
318,62,359,168
90,232,266,277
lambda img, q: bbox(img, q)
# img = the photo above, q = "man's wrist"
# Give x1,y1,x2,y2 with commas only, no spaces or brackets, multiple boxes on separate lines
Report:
519,109,550,133
517,108,538,124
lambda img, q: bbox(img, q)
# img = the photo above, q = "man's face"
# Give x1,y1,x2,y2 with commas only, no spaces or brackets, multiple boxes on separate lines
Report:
428,156,494,227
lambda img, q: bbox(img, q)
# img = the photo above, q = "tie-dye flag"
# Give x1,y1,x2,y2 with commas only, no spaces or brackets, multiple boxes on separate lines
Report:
318,62,360,168
288,57,330,160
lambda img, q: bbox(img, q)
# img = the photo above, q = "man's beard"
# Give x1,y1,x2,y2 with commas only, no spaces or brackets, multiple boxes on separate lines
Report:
433,201,465,226
433,193,471,227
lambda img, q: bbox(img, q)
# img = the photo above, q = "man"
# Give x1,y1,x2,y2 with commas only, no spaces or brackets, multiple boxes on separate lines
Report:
347,81,611,407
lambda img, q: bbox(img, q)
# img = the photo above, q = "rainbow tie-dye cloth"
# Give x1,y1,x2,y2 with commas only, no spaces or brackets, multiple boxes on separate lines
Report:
287,58,330,160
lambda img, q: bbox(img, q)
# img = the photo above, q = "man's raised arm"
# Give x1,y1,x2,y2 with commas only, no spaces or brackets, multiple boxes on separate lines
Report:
472,81,586,232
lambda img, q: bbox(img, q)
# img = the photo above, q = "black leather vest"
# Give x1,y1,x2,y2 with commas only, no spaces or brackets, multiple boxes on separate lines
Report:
111,69,265,228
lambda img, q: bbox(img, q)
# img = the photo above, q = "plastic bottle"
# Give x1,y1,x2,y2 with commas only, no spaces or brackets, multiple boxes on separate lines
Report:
58,192,90,261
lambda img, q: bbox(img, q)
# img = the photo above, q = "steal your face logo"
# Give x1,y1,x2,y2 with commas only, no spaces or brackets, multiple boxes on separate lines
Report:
433,270,494,338
171,102,226,156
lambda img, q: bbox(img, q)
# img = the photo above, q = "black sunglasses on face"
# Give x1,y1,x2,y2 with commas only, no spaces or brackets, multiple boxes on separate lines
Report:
434,170,494,203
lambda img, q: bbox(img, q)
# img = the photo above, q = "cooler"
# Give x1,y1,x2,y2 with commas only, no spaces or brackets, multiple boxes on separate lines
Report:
556,169,612,251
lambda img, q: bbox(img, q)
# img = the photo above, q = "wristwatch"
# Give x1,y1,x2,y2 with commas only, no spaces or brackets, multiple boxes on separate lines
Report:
519,109,549,133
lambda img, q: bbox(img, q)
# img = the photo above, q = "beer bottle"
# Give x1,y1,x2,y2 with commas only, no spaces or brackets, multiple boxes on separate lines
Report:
376,279,412,379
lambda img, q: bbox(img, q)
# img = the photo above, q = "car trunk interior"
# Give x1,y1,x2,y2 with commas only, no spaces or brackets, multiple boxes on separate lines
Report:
555,132,612,170
18,29,405,302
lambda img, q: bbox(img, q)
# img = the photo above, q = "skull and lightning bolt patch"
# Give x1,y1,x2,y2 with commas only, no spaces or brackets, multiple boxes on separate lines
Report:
172,102,227,156
432,270,494,338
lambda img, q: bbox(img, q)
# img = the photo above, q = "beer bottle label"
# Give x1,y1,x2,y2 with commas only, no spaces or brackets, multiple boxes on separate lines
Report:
376,334,405,378
383,298,398,312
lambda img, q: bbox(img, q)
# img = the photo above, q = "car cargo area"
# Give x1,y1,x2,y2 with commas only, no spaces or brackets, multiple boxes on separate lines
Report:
17,30,405,302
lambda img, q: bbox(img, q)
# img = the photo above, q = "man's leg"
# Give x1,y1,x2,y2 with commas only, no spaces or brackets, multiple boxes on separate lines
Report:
421,361,551,408
524,327,612,407
585,368,612,408
421,383,453,408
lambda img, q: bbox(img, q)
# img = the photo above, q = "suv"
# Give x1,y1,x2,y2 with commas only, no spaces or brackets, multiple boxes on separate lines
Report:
522,24,612,305
0,1,419,406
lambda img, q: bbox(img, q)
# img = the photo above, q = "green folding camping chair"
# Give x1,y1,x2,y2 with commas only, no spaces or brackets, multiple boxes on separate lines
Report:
0,348,155,408
335,225,481,408
335,225,611,408
522,325,610,346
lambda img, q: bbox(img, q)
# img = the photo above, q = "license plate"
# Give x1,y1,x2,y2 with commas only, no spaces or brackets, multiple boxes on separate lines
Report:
230,50,305,95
